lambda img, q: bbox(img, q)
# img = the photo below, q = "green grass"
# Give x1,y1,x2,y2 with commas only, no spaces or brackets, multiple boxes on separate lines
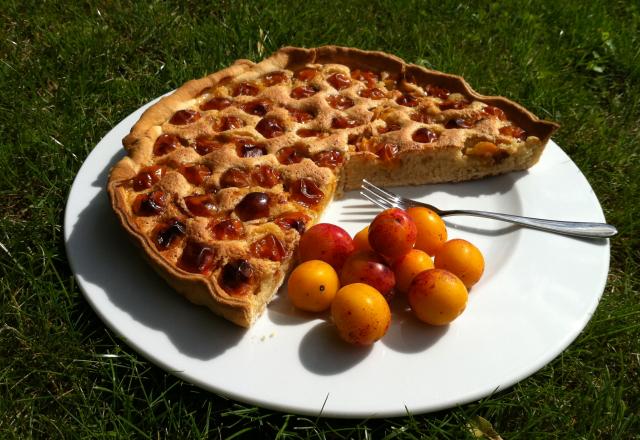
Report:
1,0,639,438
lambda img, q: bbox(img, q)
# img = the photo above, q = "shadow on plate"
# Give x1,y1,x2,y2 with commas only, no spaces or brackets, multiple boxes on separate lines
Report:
381,297,449,353
298,321,372,375
338,171,526,225
399,171,526,199
266,292,331,326
444,221,521,237
66,149,244,361
296,297,449,375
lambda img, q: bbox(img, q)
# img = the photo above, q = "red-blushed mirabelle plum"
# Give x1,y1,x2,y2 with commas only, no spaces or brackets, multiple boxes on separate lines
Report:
298,223,355,271
331,283,391,345
392,249,434,293
368,208,417,260
434,239,485,289
340,250,396,301
287,260,340,312
408,269,468,325
352,225,373,252
406,207,448,256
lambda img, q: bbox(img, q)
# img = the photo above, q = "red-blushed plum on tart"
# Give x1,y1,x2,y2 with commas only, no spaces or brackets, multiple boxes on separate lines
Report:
108,46,558,327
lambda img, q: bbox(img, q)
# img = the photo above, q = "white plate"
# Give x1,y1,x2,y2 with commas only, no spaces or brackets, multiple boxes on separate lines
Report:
64,97,610,418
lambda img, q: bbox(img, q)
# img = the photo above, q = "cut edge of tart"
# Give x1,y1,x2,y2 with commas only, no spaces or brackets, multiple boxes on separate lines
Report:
107,46,559,328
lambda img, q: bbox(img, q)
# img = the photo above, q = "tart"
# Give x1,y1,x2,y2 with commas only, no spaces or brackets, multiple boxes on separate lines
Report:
108,46,558,327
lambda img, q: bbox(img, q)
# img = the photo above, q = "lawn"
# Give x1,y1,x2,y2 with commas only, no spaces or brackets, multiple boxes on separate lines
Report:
1,0,639,438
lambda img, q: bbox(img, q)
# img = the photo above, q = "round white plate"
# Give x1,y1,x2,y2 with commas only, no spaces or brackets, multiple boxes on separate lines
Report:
64,97,610,418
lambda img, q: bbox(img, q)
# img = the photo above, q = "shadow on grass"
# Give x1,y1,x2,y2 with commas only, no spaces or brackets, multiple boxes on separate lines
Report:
66,149,244,362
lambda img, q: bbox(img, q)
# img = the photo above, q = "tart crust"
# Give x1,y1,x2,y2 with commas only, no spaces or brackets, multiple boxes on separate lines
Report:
108,46,559,327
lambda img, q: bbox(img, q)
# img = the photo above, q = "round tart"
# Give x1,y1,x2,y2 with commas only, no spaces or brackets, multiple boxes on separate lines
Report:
108,46,558,327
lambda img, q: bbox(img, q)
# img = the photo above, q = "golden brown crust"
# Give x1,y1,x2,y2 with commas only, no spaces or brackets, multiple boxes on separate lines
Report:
108,45,559,327
109,177,255,327
109,61,263,327
121,60,257,159
402,64,557,144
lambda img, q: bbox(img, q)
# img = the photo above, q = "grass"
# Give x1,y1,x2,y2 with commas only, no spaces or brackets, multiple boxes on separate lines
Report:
1,0,639,438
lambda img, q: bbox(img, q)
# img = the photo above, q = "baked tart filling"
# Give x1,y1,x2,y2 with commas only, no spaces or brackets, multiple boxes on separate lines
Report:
108,46,558,327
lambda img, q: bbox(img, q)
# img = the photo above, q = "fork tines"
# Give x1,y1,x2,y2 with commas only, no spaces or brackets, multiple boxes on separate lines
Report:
360,179,402,209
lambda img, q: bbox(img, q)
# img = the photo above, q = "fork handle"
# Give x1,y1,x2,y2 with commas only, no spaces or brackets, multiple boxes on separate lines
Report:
440,209,617,238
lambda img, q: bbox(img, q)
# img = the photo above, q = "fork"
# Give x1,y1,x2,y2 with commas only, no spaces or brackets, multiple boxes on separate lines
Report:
360,179,617,238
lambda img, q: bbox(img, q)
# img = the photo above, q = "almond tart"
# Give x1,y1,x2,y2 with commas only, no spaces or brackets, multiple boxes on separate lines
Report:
107,46,559,327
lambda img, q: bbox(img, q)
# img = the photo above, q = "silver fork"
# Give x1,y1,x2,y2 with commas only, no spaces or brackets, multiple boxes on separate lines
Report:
360,179,617,238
